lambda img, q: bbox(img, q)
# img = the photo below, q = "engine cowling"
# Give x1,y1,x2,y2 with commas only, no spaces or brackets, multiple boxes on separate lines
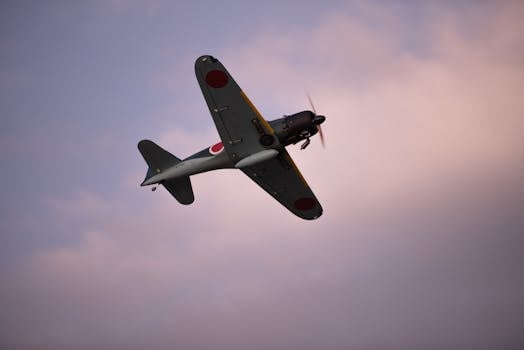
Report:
270,111,318,146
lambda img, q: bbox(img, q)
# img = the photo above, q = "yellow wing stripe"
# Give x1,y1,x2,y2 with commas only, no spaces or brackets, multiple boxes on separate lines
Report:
239,89,307,187
283,152,308,187
240,90,274,135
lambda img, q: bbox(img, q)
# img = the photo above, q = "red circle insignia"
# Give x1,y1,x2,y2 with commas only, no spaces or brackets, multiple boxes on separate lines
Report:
205,70,228,88
209,142,224,155
294,197,317,211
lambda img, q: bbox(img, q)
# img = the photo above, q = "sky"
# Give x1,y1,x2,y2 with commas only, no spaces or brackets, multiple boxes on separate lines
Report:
1,0,524,349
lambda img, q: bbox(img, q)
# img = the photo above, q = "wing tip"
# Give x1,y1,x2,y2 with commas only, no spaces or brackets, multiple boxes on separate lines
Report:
296,206,323,220
195,55,219,68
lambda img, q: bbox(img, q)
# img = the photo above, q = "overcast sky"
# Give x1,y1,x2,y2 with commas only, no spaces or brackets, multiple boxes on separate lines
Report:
1,1,524,349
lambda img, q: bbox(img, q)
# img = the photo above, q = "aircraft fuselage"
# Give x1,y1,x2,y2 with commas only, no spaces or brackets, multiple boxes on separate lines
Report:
142,111,323,186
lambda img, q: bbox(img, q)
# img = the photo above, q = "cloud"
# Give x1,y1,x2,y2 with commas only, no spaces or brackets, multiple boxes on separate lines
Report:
220,3,524,205
1,2,524,349
3,171,523,349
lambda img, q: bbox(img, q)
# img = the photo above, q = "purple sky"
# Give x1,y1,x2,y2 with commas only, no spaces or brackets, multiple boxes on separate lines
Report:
1,1,524,349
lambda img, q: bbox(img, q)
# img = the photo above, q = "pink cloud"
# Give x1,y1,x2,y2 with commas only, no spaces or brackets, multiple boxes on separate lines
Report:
219,3,524,206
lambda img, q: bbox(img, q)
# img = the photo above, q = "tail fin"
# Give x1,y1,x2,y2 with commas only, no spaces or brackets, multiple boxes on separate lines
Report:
137,140,195,205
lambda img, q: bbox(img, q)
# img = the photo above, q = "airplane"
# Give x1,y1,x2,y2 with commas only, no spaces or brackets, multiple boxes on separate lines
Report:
138,55,326,220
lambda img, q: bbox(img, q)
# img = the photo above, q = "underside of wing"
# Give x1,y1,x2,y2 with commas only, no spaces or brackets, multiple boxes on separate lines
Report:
241,149,323,220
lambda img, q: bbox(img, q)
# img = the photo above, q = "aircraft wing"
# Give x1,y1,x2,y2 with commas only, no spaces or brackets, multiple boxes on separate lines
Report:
195,55,322,220
241,149,323,220
194,55,280,163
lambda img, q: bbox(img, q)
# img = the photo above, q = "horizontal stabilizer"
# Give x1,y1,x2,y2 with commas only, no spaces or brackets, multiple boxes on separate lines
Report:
163,177,194,205
138,140,195,205
138,140,181,183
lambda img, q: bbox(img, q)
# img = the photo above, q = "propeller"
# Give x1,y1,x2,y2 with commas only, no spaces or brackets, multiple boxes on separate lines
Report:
307,93,326,148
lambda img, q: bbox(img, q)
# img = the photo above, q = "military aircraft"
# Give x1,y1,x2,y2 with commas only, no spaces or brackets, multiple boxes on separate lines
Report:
138,55,326,220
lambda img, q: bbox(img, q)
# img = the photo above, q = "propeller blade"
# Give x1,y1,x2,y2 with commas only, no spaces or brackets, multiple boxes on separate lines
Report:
307,93,326,148
307,92,317,114
317,125,325,148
